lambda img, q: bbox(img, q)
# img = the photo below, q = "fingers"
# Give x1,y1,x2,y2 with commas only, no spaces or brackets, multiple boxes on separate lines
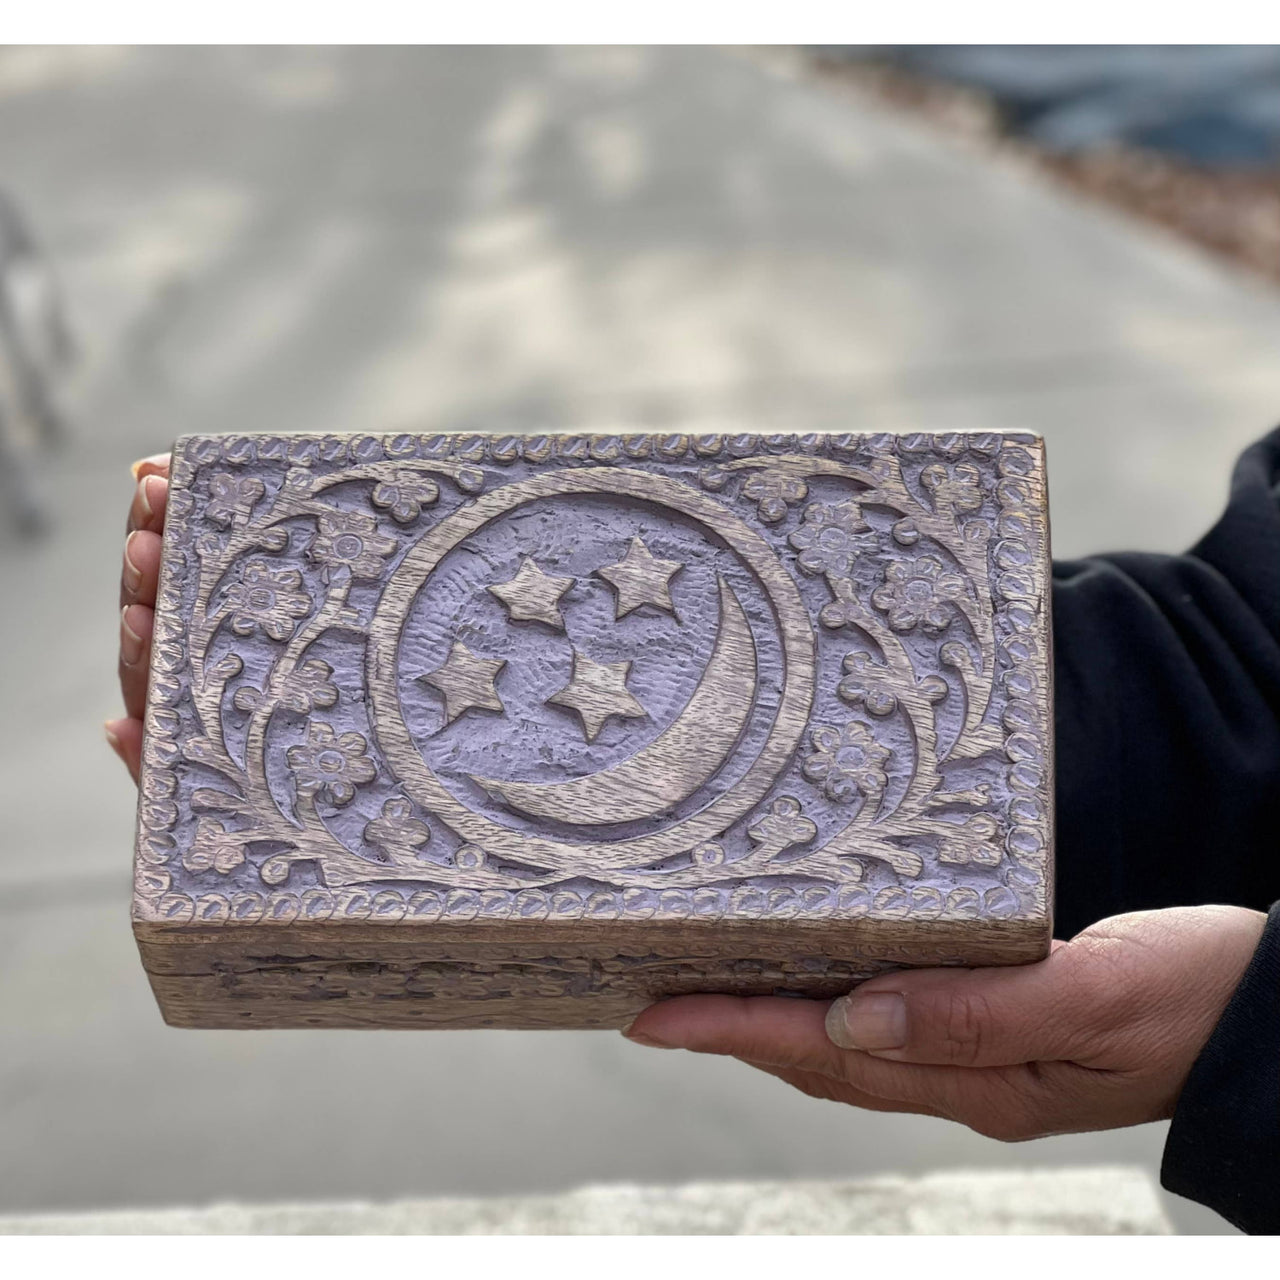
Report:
105,717,143,785
623,993,1091,1138
627,995,852,1077
127,473,169,536
131,452,171,483
625,993,1047,1128
119,603,154,721
120,529,163,608
111,457,171,789
825,947,1100,1068
623,994,970,1110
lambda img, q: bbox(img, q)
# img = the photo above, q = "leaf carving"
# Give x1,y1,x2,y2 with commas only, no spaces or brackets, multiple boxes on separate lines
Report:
192,788,252,815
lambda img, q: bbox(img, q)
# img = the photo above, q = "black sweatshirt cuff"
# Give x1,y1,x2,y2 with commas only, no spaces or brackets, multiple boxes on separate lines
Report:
1161,901,1280,1234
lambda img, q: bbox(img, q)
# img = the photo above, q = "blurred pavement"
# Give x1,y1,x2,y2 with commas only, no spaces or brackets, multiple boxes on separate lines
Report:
4,46,1280,1233
0,1168,1173,1235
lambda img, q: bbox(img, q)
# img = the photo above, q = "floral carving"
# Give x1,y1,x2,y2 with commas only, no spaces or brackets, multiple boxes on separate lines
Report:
788,501,878,576
371,471,440,523
308,510,398,580
836,651,947,710
936,814,1002,866
871,556,965,635
225,561,312,641
206,472,265,527
364,797,431,859
286,721,377,806
802,721,891,804
818,576,862,630
921,462,983,515
742,470,808,523
747,796,817,849
182,816,247,874
280,658,340,713
837,651,898,717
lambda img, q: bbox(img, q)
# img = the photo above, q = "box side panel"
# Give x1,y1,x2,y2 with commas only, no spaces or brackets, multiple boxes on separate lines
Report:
135,914,1049,1030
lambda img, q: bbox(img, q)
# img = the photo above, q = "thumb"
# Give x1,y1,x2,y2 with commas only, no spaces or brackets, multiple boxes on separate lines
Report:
825,942,1098,1068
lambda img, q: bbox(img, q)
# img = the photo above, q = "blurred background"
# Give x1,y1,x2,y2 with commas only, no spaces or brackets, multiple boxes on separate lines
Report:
2,44,1280,1235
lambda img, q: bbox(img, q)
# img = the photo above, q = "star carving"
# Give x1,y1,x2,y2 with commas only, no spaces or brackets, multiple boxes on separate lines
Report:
596,536,682,619
488,557,573,630
547,651,647,742
417,642,506,725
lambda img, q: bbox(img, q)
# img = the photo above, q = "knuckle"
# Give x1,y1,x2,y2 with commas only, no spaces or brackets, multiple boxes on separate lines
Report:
925,988,995,1066
1059,932,1158,1027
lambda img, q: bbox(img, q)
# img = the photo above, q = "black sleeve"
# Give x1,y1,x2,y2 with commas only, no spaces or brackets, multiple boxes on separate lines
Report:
1052,427,1280,938
1161,901,1280,1235
1049,428,1280,1233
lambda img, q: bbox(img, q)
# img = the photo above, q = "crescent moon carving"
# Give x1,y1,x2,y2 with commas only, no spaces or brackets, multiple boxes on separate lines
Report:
472,574,757,826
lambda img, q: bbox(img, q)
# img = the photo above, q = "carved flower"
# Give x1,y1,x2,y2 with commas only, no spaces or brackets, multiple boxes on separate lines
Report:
788,501,878,576
286,721,377,805
871,556,965,635
747,795,817,850
802,721,891,804
921,462,984,514
225,560,313,641
206,472,265,527
937,814,1002,866
742,470,808,523
371,472,440,524
280,658,340,714
837,651,898,717
364,797,431,858
308,510,398,580
182,816,246,874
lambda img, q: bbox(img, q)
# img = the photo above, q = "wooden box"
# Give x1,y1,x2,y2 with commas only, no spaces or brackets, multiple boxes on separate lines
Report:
133,430,1054,1029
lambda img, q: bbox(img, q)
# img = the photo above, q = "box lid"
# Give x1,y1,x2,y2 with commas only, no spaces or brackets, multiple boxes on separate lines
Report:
134,430,1053,959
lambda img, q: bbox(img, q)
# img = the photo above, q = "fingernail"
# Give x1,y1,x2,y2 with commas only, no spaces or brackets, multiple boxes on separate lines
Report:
826,992,907,1051
123,532,142,593
622,1022,676,1049
130,453,169,480
104,720,124,758
137,477,154,521
120,607,144,665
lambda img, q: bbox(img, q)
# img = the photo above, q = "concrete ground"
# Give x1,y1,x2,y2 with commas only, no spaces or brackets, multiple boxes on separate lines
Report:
0,1168,1173,1235
3,46,1280,1234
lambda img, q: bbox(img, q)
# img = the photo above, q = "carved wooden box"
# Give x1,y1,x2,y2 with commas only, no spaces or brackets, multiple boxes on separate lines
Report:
133,430,1054,1029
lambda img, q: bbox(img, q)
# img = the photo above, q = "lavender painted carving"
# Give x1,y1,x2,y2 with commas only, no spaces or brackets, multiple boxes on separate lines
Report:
133,431,1054,1028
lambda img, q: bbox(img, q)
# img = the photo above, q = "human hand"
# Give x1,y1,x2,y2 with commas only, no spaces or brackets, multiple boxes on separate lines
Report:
104,452,170,784
624,905,1266,1140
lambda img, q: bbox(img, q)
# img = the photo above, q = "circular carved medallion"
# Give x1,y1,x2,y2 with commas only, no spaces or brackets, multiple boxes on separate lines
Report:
366,467,816,874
